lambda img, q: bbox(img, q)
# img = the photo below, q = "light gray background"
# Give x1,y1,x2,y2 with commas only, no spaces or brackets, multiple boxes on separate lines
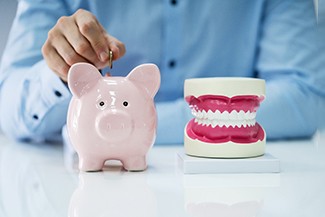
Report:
0,0,17,58
0,0,17,131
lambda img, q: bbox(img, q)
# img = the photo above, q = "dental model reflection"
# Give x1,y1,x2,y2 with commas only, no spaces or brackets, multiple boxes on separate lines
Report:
184,78,266,158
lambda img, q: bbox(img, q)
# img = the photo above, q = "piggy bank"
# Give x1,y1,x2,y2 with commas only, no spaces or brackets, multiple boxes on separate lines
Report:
67,63,160,172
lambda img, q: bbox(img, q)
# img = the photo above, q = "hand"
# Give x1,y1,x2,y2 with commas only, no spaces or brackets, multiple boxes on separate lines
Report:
42,9,126,82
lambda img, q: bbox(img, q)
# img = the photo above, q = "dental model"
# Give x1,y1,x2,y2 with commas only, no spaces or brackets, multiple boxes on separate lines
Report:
184,78,266,158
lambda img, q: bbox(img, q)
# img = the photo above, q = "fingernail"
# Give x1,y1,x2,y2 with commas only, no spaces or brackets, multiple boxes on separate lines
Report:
99,52,108,62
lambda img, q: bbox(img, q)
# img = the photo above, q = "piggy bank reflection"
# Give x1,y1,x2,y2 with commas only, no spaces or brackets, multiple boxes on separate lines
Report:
68,172,157,217
67,63,160,172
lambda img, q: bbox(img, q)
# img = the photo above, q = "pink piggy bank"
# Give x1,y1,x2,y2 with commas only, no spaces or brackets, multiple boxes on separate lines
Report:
67,63,160,172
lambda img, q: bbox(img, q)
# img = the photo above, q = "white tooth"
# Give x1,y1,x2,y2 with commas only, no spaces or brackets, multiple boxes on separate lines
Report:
203,119,207,126
211,120,218,128
194,118,198,123
250,112,256,120
238,110,245,120
243,120,247,128
236,122,241,128
220,111,229,120
198,110,203,119
225,121,230,128
196,110,200,118
201,110,204,119
207,110,214,120
229,110,238,120
245,111,250,120
205,110,209,119
191,109,197,117
202,110,207,119
214,110,221,119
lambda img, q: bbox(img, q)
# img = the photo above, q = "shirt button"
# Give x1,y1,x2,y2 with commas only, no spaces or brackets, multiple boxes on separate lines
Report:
170,0,177,6
33,114,39,120
54,90,62,97
168,59,176,68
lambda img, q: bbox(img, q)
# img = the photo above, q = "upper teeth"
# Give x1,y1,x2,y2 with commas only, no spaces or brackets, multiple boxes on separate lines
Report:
192,109,256,128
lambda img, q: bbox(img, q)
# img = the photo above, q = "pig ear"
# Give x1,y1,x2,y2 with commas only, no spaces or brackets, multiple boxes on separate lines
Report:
68,63,102,98
127,64,161,98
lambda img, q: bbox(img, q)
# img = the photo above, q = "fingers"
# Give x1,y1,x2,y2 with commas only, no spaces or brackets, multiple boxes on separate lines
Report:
42,27,69,81
73,10,126,64
42,43,70,82
74,10,110,63
42,9,126,81
58,15,102,66
106,34,126,60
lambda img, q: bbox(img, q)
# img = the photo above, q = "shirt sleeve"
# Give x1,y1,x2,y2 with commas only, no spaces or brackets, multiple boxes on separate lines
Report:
256,0,325,139
155,99,192,144
0,0,72,141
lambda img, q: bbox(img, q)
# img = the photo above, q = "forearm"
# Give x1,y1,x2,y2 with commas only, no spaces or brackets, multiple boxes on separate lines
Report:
0,61,71,141
155,98,192,144
256,0,325,139
0,0,73,141
257,75,324,140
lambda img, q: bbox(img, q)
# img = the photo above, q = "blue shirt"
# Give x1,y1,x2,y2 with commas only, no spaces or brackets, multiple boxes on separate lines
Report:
0,0,324,143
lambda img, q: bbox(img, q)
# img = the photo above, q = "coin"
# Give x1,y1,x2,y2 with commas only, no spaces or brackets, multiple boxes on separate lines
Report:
109,50,113,69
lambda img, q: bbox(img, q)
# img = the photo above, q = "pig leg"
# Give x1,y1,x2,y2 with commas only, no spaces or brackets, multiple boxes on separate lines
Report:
78,155,104,172
122,156,147,171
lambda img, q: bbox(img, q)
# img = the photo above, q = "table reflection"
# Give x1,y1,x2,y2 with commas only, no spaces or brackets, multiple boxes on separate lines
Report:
68,171,157,217
0,142,75,217
183,174,280,217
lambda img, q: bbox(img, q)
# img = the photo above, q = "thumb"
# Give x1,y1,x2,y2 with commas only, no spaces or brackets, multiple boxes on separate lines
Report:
106,34,126,60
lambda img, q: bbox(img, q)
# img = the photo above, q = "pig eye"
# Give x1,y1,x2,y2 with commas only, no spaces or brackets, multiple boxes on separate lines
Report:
123,101,128,107
99,101,105,107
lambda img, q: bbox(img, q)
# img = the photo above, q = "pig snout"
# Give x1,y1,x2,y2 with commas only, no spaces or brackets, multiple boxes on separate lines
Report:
95,110,134,143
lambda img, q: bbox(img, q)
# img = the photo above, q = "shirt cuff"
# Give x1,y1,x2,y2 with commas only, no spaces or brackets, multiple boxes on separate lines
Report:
38,61,72,106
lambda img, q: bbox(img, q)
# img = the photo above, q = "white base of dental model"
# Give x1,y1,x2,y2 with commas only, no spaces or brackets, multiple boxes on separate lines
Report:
177,150,280,174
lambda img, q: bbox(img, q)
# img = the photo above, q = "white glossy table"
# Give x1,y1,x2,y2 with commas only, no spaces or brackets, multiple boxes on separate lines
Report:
0,130,325,217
